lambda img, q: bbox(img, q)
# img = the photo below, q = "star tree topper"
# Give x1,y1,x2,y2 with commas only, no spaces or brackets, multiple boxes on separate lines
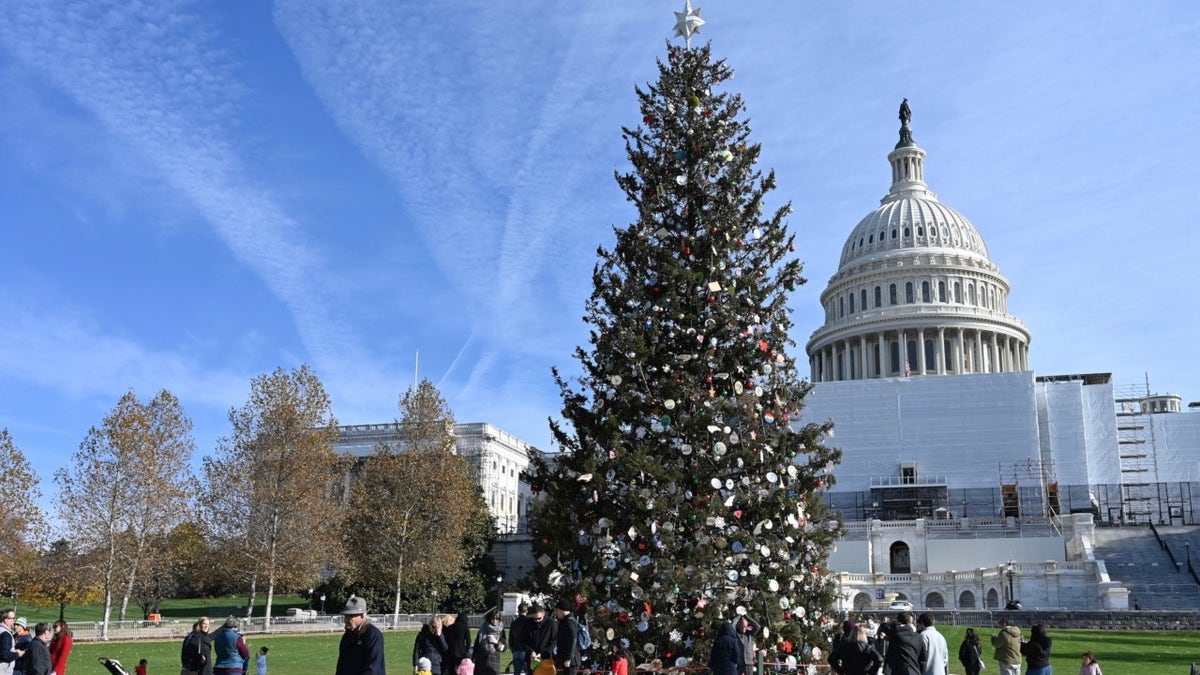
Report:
673,0,705,47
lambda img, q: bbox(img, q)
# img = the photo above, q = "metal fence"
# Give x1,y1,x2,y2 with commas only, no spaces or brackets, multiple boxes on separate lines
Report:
71,613,460,642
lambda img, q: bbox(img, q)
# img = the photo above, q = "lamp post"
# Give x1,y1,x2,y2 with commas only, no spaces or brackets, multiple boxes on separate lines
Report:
1005,563,1015,605
309,587,314,611
320,594,326,615
495,575,504,614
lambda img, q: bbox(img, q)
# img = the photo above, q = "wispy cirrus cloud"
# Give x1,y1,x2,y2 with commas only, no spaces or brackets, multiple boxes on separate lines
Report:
0,1,361,377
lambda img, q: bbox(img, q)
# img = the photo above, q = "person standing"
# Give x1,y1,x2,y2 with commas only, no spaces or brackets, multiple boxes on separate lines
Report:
442,614,472,675
877,612,927,675
916,614,947,675
336,596,385,675
212,617,249,675
255,647,268,675
990,619,1022,675
828,625,882,675
0,612,17,675
48,621,72,675
1020,624,1053,675
522,605,556,669
707,621,741,675
472,610,507,675
12,619,29,675
508,604,531,675
16,625,46,675
553,600,580,675
957,628,983,675
182,618,214,675
734,616,759,675
414,615,448,675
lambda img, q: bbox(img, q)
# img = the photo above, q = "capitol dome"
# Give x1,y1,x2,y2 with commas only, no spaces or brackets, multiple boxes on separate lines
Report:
806,102,1031,382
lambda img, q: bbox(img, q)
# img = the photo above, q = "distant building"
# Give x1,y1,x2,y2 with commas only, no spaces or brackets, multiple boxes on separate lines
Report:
335,421,536,535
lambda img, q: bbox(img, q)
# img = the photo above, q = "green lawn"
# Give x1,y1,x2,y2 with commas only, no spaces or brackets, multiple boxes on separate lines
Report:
62,626,1200,675
11,595,310,625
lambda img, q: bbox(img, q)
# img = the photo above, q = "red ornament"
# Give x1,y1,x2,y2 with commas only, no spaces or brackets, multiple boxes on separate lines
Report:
733,510,743,519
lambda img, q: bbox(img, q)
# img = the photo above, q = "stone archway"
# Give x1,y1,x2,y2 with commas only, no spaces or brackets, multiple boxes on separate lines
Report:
889,541,912,573
924,592,945,608
958,590,976,609
853,592,874,611
985,588,1000,609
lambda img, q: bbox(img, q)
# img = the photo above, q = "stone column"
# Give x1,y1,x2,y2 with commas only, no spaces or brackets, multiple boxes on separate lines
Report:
936,327,946,374
860,335,868,381
917,328,927,374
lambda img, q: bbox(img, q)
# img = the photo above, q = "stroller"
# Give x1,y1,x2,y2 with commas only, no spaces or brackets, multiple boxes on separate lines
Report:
98,657,130,675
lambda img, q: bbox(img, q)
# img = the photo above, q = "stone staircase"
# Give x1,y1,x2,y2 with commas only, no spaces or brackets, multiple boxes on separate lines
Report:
1092,525,1200,609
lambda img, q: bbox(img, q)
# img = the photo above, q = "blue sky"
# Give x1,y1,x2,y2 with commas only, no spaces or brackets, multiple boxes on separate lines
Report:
2,1,1198,507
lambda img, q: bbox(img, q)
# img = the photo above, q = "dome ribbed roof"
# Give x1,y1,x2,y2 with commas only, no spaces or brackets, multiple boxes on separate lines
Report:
839,196,989,268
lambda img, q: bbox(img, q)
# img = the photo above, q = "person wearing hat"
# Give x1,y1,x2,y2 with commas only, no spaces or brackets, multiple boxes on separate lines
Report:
552,600,579,675
11,618,30,675
336,595,385,675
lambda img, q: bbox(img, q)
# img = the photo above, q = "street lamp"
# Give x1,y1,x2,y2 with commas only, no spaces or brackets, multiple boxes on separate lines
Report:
1005,563,1015,606
495,575,504,613
320,594,326,615
308,587,314,611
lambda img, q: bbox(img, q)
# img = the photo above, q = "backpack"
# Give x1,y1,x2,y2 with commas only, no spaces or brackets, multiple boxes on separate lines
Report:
575,616,591,651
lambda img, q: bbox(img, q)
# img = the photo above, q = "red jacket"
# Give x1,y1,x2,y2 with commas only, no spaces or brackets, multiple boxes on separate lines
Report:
50,631,73,675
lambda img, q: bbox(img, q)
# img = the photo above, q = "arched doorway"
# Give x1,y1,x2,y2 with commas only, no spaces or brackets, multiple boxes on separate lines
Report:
958,590,976,609
924,592,945,608
853,592,873,611
889,541,912,573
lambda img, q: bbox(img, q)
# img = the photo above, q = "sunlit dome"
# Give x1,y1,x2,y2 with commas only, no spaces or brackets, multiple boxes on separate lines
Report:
806,101,1031,383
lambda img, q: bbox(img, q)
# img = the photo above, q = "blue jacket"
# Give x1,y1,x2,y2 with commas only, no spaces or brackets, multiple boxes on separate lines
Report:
708,621,742,675
213,627,248,672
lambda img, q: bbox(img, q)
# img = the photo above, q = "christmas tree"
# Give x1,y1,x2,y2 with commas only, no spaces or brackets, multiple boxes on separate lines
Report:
526,12,843,668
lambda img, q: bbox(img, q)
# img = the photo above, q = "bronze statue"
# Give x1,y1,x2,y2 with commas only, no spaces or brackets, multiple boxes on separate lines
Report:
899,98,911,125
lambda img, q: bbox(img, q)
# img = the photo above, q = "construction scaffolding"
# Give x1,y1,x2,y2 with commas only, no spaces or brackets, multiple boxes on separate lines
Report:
1114,379,1160,523
999,457,1058,519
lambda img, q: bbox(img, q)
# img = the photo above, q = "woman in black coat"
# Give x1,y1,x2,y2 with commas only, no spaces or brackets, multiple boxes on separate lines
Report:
414,615,449,675
473,610,508,675
442,613,472,675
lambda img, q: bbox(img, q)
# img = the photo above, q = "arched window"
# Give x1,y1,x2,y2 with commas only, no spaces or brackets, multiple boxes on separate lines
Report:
853,593,874,611
889,541,912,574
924,592,945,609
839,296,844,318
891,228,898,239
869,233,874,244
958,590,977,609
861,289,867,312
917,226,924,237
849,294,855,314
954,281,962,303
938,281,947,302
921,281,931,303
874,286,882,308
907,340,919,373
890,341,900,374
943,339,953,372
904,226,911,238
968,284,976,305
924,339,935,370
889,284,898,305
905,282,914,303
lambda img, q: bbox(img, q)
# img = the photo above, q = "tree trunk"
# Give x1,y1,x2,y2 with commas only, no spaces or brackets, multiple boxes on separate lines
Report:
58,602,65,622
393,552,404,625
245,573,258,618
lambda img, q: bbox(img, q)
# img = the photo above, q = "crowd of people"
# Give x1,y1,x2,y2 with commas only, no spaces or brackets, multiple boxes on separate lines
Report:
0,611,73,675
180,615,268,675
827,612,1101,675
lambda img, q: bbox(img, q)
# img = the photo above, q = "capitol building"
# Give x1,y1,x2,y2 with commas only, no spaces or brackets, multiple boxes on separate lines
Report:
800,103,1200,611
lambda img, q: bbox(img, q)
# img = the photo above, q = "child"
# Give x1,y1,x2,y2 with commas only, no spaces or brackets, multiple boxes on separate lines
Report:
609,643,629,675
1079,651,1102,675
456,657,475,675
256,647,269,675
135,659,148,675
417,657,433,675
532,652,556,675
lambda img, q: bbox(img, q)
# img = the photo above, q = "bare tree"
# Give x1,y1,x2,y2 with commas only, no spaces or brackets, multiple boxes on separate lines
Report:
205,364,342,628
54,390,195,637
344,379,484,620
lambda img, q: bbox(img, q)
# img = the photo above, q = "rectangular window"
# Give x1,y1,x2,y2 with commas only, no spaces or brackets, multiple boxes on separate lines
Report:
875,286,882,308
889,284,897,305
938,281,947,303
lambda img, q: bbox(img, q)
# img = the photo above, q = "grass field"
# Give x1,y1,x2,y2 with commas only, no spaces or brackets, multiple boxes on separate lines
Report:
60,625,1200,675
11,595,310,625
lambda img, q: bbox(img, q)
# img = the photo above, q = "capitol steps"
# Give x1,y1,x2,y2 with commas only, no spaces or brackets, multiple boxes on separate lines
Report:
1092,526,1200,610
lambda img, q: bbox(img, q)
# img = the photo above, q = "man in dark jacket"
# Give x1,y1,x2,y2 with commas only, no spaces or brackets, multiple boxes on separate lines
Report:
708,621,742,675
336,596,385,675
181,617,214,675
20,624,48,675
509,604,531,675
877,612,927,675
734,616,759,675
553,599,579,675
523,604,557,663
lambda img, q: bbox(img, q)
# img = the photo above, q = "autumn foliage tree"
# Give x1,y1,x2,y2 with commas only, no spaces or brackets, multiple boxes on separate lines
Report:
343,379,492,619
204,364,343,627
0,428,45,587
54,390,195,638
